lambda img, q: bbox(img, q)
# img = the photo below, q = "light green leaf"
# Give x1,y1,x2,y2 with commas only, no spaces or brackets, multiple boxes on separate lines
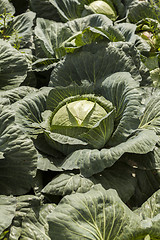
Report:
80,109,115,148
0,0,15,15
0,40,28,90
48,185,141,240
0,195,16,235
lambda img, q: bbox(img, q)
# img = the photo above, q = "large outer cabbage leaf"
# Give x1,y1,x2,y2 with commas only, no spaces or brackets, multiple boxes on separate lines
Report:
128,1,160,23
62,129,158,177
0,108,38,195
0,195,16,235
42,161,137,203
34,14,112,59
49,42,149,87
48,184,148,240
11,73,158,177
0,86,37,104
0,40,28,90
30,0,83,22
4,11,36,48
48,185,160,239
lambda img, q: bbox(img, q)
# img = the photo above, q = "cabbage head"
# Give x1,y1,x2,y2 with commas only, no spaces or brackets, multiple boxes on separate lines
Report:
44,94,115,154
82,0,117,21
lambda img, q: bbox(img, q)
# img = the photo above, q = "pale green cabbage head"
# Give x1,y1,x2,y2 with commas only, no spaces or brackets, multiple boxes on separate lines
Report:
44,94,115,154
83,0,117,21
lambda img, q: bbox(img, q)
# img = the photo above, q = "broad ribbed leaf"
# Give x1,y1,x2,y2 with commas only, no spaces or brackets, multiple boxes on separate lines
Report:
0,195,16,235
139,93,160,135
46,84,94,111
34,14,112,58
5,11,36,48
0,0,15,15
80,109,115,148
42,172,94,196
42,161,136,203
0,109,38,195
0,86,37,104
49,43,143,87
29,0,61,21
114,23,137,42
135,189,160,219
0,40,28,90
62,129,158,177
98,72,141,146
48,185,142,240
45,131,89,155
128,1,160,23
12,88,50,136
30,0,83,22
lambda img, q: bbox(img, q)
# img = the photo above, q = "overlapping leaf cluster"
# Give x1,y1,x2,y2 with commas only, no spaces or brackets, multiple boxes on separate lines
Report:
0,0,160,239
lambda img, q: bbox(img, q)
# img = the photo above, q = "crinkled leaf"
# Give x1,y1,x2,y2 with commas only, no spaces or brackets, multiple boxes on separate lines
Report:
0,109,38,195
8,195,55,240
5,11,36,48
49,43,143,88
98,72,141,146
0,195,16,235
42,173,94,196
0,86,37,104
114,23,137,42
0,40,28,90
139,93,160,135
62,129,158,177
34,14,112,59
12,88,50,136
128,1,160,23
42,161,137,203
133,189,160,239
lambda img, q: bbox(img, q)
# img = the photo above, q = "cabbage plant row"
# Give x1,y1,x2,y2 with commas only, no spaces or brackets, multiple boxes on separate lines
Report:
0,0,160,239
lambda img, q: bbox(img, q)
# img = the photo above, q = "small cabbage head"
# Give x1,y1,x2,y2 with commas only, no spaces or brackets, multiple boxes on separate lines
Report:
136,19,160,51
82,0,117,21
44,94,115,155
